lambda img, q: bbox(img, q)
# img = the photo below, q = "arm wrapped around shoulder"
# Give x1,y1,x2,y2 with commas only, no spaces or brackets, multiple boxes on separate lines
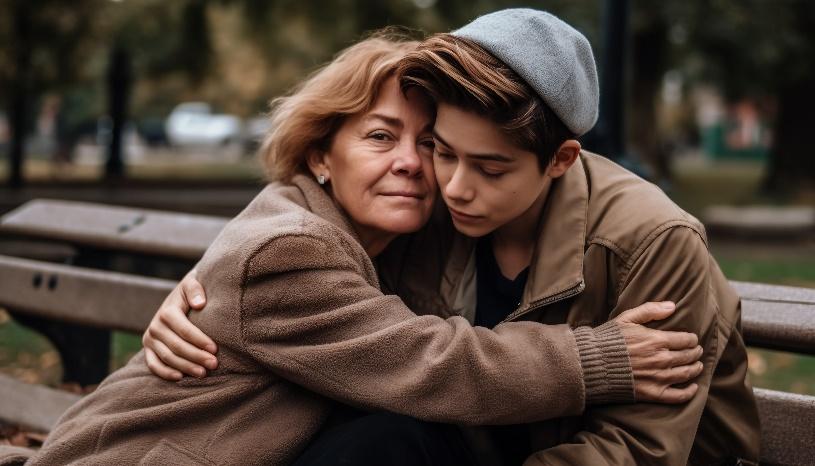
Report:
238,233,592,426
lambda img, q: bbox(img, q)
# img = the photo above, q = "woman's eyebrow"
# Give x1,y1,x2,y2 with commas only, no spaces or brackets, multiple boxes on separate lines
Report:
432,130,515,163
365,113,403,128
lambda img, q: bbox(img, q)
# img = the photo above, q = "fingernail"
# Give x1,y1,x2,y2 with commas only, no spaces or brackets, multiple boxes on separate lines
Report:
205,358,218,370
206,344,217,354
195,368,206,378
191,295,204,306
661,301,675,310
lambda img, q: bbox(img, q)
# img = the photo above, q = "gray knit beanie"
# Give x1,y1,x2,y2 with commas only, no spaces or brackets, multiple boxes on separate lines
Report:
452,8,599,136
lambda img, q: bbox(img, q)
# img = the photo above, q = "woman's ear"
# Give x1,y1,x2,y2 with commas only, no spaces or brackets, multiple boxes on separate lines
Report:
306,149,330,184
547,140,581,178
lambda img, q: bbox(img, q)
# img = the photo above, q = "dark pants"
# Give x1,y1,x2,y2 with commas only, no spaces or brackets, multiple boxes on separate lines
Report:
292,412,478,466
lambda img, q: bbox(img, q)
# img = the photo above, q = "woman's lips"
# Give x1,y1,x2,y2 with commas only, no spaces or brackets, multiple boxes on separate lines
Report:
448,206,483,222
380,191,426,199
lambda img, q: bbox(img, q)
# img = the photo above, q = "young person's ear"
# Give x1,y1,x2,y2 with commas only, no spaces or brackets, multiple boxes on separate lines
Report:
547,140,581,178
306,149,331,185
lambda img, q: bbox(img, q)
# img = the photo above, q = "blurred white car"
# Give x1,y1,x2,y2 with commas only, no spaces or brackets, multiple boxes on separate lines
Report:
165,102,243,147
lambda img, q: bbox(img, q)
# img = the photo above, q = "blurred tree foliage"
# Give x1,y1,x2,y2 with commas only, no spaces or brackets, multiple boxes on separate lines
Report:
678,0,815,193
0,0,106,186
2,0,813,192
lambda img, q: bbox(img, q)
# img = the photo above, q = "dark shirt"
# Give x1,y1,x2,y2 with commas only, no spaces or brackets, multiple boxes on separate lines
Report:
474,236,531,466
475,236,529,328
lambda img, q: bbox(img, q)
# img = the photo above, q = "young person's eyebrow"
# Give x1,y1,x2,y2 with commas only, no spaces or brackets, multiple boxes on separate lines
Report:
365,113,403,128
433,130,515,163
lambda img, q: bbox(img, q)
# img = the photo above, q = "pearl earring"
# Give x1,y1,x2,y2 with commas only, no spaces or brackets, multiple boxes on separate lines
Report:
317,174,326,185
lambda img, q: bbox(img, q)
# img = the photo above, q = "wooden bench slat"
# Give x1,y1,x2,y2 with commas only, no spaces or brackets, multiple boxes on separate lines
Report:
741,300,815,354
0,373,80,432
0,255,174,333
731,280,815,305
755,387,815,466
0,200,228,260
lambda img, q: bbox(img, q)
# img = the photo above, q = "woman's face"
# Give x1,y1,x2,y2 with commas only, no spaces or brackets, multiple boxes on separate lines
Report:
432,103,554,238
310,76,437,249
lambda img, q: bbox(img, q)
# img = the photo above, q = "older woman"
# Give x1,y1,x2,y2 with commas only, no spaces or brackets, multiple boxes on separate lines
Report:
11,33,702,466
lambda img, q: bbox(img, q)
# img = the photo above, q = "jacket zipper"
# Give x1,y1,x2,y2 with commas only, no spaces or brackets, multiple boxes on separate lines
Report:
499,280,586,324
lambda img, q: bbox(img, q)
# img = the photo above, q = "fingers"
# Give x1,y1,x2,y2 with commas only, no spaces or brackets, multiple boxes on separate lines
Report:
659,361,704,385
181,273,207,310
151,315,218,371
147,335,208,378
659,384,699,404
159,304,218,355
616,301,675,325
144,347,182,381
661,330,699,350
637,383,699,404
668,345,704,367
631,343,703,372
633,359,704,404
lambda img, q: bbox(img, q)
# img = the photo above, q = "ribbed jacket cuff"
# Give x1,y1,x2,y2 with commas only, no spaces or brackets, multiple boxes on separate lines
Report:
573,321,635,405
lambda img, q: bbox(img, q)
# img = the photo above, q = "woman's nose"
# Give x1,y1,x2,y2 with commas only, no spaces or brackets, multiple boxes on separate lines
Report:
391,142,423,178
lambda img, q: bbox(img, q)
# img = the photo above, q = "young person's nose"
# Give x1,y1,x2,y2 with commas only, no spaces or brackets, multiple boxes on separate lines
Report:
444,165,474,202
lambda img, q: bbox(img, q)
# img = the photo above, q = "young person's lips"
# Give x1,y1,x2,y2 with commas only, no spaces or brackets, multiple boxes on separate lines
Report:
448,207,483,222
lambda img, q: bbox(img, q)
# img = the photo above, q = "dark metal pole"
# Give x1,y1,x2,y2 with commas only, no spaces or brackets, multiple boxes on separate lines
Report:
585,0,628,162
8,0,32,189
601,0,627,160
105,45,131,181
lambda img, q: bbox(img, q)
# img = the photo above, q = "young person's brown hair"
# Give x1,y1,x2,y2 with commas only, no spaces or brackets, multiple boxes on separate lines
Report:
397,34,575,170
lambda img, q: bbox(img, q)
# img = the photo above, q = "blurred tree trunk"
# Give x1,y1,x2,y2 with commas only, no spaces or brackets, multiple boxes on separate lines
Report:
764,80,815,193
628,8,670,181
7,0,31,189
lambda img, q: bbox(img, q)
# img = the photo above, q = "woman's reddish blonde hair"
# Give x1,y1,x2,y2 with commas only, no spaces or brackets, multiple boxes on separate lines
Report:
260,32,419,181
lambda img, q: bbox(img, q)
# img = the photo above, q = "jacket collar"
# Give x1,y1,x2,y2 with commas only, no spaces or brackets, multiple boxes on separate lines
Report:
442,153,590,315
290,174,362,245
517,152,589,310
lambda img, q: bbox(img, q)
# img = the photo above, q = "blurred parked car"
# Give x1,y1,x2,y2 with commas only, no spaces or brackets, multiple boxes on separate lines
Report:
243,115,272,153
165,102,243,147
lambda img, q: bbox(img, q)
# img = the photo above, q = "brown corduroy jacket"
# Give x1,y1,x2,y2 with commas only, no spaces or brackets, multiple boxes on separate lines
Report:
20,174,634,466
380,151,761,466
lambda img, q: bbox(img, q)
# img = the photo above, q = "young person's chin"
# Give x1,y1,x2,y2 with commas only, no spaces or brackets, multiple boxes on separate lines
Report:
449,217,493,238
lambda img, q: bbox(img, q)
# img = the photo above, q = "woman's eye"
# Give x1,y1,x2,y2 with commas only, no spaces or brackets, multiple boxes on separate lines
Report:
368,131,393,141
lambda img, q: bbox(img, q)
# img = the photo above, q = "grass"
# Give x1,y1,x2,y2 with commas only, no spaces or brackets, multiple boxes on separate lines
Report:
0,310,143,387
717,257,815,287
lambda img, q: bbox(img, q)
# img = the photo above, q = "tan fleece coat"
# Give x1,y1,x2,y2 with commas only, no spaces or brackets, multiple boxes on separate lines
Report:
19,174,632,466
380,151,761,466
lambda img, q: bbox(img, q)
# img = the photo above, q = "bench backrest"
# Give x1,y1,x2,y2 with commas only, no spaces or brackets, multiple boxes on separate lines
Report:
0,199,227,260
0,255,174,333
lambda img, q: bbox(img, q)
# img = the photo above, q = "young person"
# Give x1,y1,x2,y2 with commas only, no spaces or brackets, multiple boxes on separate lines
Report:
142,10,759,465
387,9,761,465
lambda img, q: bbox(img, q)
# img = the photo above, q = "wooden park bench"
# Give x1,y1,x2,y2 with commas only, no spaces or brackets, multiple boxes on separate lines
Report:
1,199,814,465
